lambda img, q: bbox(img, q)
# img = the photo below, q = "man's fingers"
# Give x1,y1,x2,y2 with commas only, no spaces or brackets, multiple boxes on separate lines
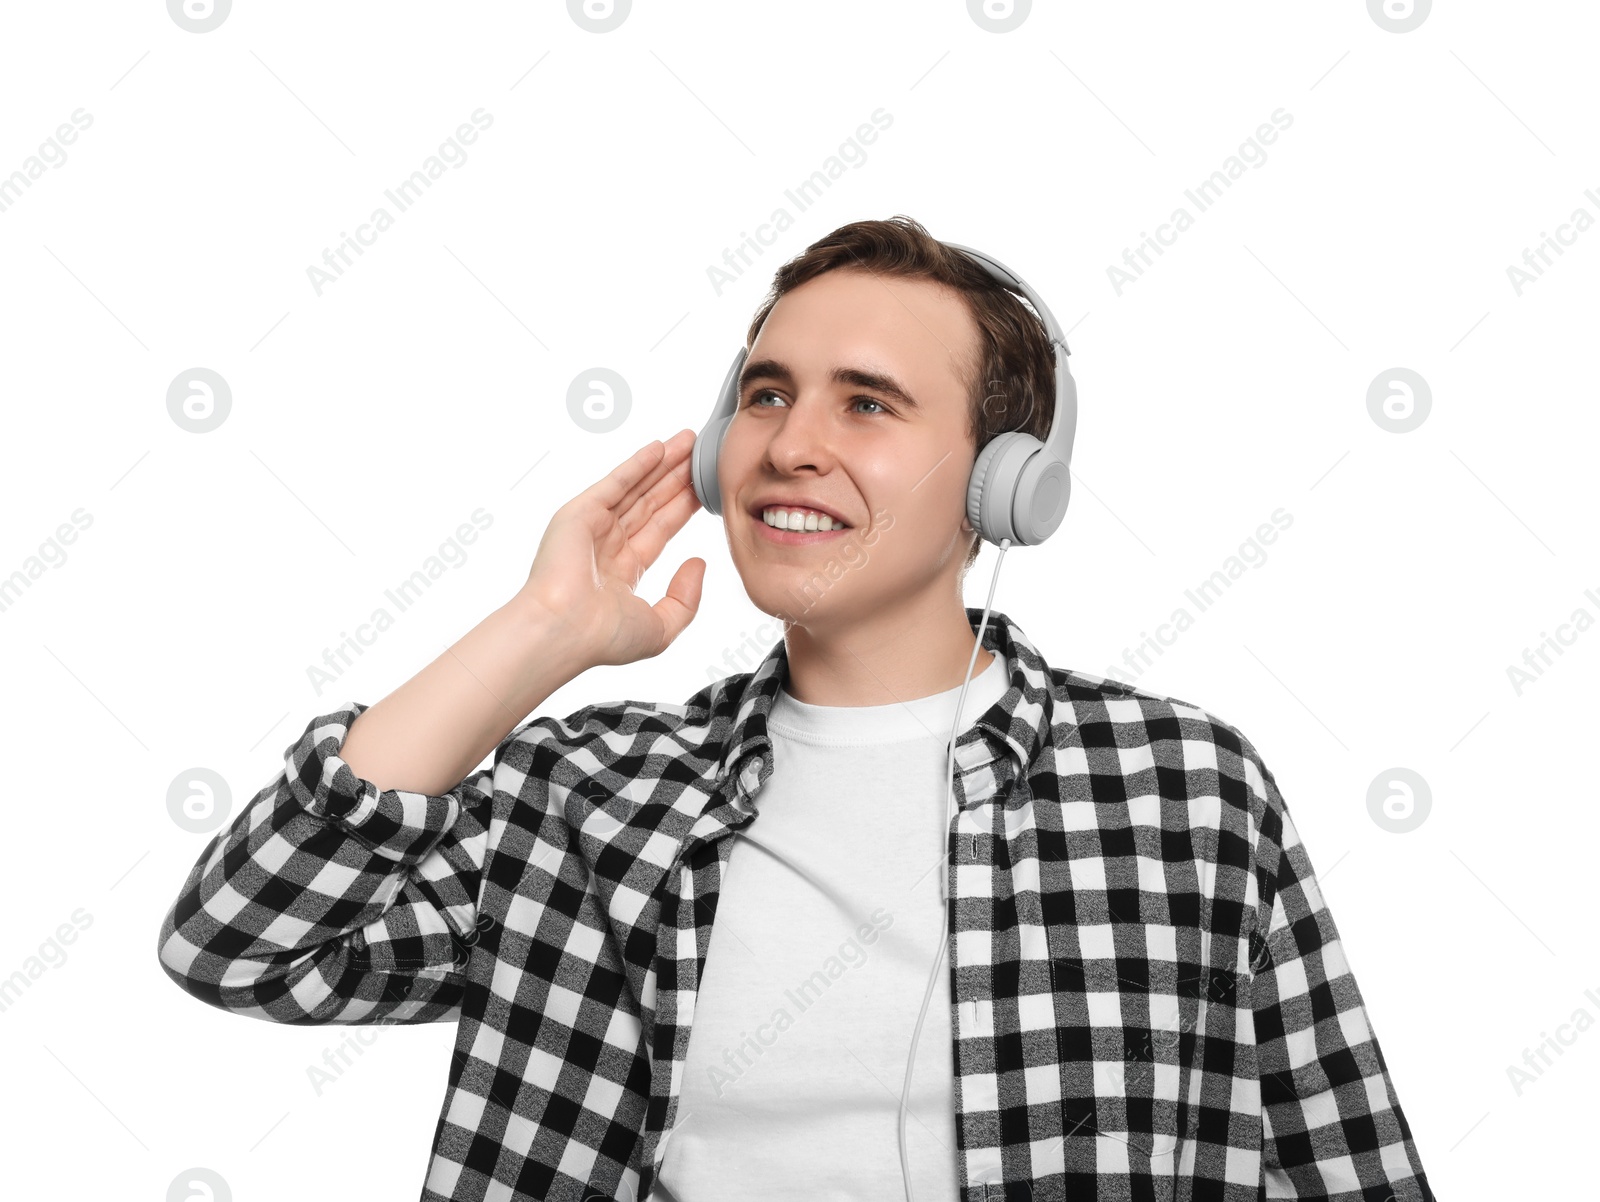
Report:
618,453,698,543
585,438,665,509
612,428,695,518
624,476,702,572
586,429,694,513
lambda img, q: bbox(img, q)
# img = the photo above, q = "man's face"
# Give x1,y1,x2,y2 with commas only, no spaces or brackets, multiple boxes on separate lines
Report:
718,267,982,631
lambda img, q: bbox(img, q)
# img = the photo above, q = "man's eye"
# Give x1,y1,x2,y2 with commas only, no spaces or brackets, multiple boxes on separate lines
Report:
747,389,889,415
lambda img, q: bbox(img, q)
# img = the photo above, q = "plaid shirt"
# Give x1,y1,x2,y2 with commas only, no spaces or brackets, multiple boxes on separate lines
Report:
157,607,1435,1202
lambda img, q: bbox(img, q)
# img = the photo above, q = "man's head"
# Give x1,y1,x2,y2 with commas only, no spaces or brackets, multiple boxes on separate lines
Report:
716,215,1056,637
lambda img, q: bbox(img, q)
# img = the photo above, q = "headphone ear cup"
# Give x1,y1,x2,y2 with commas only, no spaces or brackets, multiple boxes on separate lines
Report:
691,415,734,515
967,431,1070,546
968,433,1035,545
966,437,1003,544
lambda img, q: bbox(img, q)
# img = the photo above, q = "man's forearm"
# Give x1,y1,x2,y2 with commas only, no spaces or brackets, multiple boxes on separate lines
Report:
340,595,596,796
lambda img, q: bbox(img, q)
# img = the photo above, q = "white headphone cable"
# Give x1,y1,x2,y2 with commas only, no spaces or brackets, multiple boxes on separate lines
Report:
898,536,1011,1202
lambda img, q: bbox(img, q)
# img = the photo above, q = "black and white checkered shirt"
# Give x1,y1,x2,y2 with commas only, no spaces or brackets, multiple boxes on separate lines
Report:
157,607,1434,1202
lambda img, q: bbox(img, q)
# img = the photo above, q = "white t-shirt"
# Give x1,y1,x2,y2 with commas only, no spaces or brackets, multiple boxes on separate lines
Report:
655,651,1010,1202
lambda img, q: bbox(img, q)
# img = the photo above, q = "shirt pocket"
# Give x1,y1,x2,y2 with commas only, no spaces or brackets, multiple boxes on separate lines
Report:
1051,921,1215,1163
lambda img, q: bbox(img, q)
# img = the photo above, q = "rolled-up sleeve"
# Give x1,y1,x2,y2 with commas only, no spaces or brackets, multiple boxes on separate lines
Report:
156,702,494,1026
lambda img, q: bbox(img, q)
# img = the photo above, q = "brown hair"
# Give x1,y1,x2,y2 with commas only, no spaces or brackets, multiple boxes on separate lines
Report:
743,215,1057,572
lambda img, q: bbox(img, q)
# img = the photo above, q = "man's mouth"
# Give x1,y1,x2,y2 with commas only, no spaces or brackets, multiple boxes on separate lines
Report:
757,505,851,533
752,506,855,544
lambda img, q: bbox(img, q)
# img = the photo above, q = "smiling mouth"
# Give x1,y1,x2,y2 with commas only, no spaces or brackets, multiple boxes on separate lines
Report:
752,509,854,543
756,509,851,533
761,515,851,534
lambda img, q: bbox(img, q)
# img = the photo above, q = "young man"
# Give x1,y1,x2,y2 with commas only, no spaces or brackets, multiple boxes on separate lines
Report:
157,218,1434,1202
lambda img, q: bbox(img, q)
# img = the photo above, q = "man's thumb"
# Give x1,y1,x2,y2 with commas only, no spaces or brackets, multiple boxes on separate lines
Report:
654,558,705,647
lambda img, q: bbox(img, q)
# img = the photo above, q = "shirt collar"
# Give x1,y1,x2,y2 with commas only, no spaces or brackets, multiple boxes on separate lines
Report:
712,607,1062,796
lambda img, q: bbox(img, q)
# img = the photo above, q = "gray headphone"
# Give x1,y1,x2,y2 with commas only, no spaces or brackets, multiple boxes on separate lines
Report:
688,241,1079,548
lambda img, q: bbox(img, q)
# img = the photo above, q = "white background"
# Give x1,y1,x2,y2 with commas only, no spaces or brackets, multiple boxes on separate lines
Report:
1,1,1593,1198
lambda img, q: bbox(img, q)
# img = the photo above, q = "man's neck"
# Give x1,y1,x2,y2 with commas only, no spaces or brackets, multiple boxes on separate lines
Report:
778,601,996,707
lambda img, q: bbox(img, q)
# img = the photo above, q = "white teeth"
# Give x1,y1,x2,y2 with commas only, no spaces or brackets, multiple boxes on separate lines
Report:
762,507,843,532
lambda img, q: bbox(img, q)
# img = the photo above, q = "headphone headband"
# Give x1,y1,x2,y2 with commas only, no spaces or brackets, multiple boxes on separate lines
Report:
941,241,1068,348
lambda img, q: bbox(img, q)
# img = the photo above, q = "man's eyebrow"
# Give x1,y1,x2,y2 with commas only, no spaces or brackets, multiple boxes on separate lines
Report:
737,358,921,411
